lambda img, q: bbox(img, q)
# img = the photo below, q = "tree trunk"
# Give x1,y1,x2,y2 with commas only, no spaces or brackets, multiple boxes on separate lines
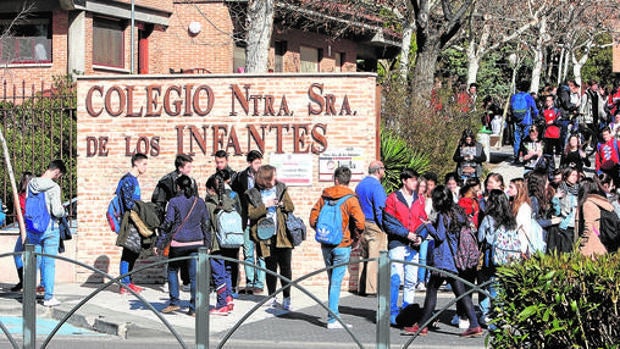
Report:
398,16,415,82
530,17,546,93
245,0,274,73
466,39,480,85
410,44,441,100
556,47,565,85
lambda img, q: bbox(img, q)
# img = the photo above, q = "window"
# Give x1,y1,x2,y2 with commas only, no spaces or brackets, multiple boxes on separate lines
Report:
93,17,125,68
300,46,320,73
233,45,246,73
0,14,52,64
334,52,343,72
274,41,287,72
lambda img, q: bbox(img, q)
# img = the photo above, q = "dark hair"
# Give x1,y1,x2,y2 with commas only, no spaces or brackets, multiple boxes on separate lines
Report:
175,154,193,170
422,171,438,184
334,166,351,185
214,150,228,159
596,172,613,192
526,170,551,213
484,172,505,192
444,172,461,186
49,159,67,174
459,183,476,198
485,189,517,230
517,80,530,92
255,164,276,189
399,168,419,186
577,177,605,208
431,185,462,230
131,153,148,167
562,166,578,181
246,150,263,163
175,175,195,198
18,171,33,194
205,175,218,192
465,177,480,187
459,128,475,146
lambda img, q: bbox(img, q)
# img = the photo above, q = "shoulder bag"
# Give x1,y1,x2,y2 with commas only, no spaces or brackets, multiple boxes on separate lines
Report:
161,197,198,257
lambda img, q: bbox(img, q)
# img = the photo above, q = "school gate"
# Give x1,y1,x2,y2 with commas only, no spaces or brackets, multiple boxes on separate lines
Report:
76,73,379,288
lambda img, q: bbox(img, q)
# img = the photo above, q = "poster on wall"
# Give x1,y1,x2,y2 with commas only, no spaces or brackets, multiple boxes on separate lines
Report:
269,153,313,186
318,147,365,182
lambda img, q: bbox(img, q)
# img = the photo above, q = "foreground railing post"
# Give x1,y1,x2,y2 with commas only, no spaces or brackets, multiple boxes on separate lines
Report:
23,244,36,349
376,250,390,349
196,247,210,349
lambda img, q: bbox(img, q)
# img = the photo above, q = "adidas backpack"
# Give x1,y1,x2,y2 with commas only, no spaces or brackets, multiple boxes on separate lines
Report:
24,189,51,234
314,194,353,246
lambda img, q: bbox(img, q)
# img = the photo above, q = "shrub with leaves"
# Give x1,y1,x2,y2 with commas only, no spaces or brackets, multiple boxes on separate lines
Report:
489,251,620,349
380,129,430,194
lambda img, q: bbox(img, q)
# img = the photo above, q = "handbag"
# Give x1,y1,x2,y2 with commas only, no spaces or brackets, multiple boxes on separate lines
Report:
285,212,306,246
161,197,198,257
257,217,276,240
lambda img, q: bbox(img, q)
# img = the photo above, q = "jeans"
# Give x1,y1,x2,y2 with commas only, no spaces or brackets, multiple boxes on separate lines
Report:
167,250,197,310
14,235,24,269
211,253,232,309
388,245,418,319
265,247,292,299
514,123,531,157
120,248,140,285
243,227,265,289
478,271,497,318
221,247,240,291
417,240,429,285
27,225,60,301
322,246,351,323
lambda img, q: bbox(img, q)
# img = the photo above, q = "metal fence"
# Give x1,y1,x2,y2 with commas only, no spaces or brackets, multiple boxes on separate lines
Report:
0,79,77,224
1,247,490,349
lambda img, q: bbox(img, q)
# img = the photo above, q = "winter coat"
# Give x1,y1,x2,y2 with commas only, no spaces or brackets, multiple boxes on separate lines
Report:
247,182,295,258
156,194,210,252
577,194,612,257
151,170,198,219
28,177,65,219
424,212,466,274
231,166,254,230
383,190,428,250
204,188,241,253
309,185,365,248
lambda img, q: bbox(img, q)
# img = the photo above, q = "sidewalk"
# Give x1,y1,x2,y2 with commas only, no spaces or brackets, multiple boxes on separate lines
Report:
0,282,487,349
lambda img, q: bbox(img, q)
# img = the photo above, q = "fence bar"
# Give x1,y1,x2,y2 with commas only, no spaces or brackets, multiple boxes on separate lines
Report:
23,244,36,349
376,250,390,349
196,247,210,349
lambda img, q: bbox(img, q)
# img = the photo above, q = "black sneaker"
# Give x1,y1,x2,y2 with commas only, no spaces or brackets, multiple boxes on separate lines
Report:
10,283,22,292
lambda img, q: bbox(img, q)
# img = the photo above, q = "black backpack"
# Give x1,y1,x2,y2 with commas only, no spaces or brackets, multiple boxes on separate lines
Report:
595,204,620,253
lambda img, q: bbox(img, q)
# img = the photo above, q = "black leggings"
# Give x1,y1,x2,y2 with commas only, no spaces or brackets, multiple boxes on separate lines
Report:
265,247,292,299
419,271,480,328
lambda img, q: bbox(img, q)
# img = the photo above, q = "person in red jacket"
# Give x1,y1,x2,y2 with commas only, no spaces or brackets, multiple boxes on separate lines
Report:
310,166,365,329
595,127,620,187
382,168,428,326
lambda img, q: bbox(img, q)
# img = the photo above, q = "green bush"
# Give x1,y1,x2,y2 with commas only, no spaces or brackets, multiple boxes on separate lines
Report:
380,129,430,193
490,252,620,349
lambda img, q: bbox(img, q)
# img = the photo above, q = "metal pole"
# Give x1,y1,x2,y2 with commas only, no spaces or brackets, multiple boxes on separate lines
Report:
23,244,36,349
130,0,135,74
196,247,210,349
376,250,390,349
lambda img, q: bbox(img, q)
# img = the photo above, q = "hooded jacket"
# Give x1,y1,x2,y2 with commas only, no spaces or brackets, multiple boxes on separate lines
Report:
28,177,65,219
383,190,427,250
309,185,365,248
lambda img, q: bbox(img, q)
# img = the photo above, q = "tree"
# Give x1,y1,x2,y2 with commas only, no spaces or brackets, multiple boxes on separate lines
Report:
245,0,275,73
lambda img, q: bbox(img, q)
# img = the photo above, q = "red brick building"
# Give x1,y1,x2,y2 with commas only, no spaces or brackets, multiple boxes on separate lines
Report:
0,0,400,87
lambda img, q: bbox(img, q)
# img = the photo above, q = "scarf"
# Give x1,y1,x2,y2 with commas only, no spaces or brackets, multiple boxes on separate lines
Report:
559,181,579,196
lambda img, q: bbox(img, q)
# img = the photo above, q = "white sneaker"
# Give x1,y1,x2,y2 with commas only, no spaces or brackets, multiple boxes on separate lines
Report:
327,321,352,329
181,284,190,292
43,297,61,307
415,283,426,291
267,297,280,308
458,318,470,329
281,297,291,311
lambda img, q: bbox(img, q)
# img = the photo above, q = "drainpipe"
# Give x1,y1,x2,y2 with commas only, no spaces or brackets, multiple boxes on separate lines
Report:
130,0,135,74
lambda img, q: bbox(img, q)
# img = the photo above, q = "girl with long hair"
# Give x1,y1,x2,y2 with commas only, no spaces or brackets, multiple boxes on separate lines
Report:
576,177,613,257
453,129,487,180
506,178,531,255
554,167,580,253
560,134,590,175
402,186,483,338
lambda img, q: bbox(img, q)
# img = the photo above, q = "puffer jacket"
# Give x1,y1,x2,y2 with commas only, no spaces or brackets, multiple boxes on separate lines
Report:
247,182,295,258
309,185,365,248
383,190,427,250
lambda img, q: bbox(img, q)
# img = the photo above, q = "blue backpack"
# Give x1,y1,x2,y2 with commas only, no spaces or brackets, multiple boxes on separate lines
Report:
314,194,353,245
511,92,529,123
216,210,244,248
106,195,122,234
24,189,51,234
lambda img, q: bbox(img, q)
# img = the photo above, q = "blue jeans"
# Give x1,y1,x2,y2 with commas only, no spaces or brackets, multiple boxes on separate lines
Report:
321,246,351,323
388,245,418,320
167,250,197,310
119,248,140,285
514,123,531,157
14,235,24,269
243,227,265,289
417,239,429,284
479,273,497,318
27,225,59,301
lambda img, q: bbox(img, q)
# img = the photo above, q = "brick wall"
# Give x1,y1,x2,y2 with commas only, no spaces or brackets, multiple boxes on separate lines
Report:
76,73,377,289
